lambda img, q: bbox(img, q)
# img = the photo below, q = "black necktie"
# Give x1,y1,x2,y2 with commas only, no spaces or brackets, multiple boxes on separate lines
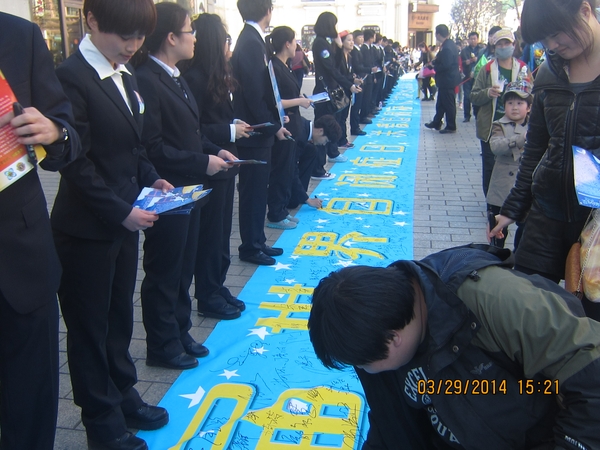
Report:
173,76,189,100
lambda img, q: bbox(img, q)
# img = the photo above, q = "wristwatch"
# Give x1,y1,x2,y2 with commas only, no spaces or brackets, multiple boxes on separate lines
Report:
56,126,69,143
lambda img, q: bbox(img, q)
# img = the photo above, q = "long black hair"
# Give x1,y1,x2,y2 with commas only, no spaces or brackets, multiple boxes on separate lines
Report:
184,13,236,105
131,2,188,67
314,12,338,39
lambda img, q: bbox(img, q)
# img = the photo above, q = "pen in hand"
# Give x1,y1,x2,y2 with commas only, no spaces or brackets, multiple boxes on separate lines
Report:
303,94,315,108
12,102,37,167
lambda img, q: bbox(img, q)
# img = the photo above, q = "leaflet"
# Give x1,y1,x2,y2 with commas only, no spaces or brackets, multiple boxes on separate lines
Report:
133,184,211,215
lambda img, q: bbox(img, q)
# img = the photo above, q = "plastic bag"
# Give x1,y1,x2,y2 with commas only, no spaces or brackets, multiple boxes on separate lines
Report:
579,209,600,302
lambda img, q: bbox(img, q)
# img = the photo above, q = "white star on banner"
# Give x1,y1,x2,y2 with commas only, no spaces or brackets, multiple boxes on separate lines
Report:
384,171,397,174
315,192,329,197
315,219,329,223
343,241,355,247
393,210,409,216
253,346,269,355
247,327,271,340
219,369,240,380
363,225,371,228
179,386,206,408
355,217,364,221
271,262,291,271
316,226,324,229
284,278,296,284
289,255,300,259
333,260,356,267
394,221,408,226
357,193,371,197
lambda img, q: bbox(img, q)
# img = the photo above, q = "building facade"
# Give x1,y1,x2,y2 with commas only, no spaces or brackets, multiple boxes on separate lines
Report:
1,0,440,65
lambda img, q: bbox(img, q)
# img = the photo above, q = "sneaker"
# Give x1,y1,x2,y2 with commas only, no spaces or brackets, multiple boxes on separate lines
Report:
286,214,299,224
329,154,348,163
266,218,297,230
311,172,336,180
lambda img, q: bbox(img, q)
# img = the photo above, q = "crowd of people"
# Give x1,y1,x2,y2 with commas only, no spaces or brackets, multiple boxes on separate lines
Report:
308,0,600,449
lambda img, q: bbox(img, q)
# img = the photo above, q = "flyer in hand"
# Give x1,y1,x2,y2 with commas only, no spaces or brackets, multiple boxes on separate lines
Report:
573,145,600,208
0,71,46,192
133,184,212,215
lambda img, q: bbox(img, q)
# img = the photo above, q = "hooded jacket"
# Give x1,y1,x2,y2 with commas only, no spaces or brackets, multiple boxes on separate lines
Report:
501,54,600,223
360,245,600,450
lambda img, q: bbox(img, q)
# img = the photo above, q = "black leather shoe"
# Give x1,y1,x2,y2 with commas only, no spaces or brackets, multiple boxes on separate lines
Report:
220,288,246,311
198,300,241,320
439,128,457,134
240,251,275,265
262,245,283,256
184,341,210,358
146,353,198,370
359,118,372,124
463,117,470,122
424,122,442,130
88,432,147,450
351,130,367,136
124,403,169,430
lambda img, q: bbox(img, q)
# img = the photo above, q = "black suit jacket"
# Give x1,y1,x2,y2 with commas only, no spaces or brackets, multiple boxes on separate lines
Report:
313,36,353,95
433,38,461,89
183,65,239,180
0,13,80,313
231,24,279,148
361,44,376,71
351,46,369,77
135,58,221,187
53,50,160,241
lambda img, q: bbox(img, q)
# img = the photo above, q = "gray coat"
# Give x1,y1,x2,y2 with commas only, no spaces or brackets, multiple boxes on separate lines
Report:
487,116,526,207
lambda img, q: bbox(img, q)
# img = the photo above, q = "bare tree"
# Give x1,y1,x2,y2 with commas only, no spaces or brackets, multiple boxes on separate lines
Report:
450,0,505,39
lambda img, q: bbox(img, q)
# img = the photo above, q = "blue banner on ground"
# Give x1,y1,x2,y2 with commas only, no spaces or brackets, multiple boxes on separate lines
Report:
139,76,421,450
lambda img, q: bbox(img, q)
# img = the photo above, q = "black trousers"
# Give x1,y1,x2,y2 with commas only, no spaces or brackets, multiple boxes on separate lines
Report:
141,207,199,360
238,145,271,258
336,105,350,146
350,90,363,132
54,231,143,442
288,141,318,209
195,176,235,302
360,80,374,120
481,140,495,197
463,78,474,119
0,292,58,450
267,138,296,223
432,87,457,130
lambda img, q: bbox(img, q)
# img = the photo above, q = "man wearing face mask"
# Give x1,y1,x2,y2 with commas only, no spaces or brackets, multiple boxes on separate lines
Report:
470,28,529,198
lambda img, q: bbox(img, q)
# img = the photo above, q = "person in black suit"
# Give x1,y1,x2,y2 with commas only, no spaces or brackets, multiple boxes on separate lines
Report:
134,3,235,371
335,30,359,148
231,0,291,266
360,29,378,123
52,1,170,449
265,26,315,229
0,12,80,450
425,24,461,134
183,13,250,320
350,30,368,136
311,12,361,170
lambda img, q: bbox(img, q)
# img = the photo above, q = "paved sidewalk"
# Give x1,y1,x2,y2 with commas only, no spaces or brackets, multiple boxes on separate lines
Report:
44,77,495,448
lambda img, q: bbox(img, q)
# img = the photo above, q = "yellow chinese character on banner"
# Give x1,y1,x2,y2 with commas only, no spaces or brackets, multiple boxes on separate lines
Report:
368,130,407,137
294,231,387,259
243,386,364,449
349,156,402,168
359,144,405,153
256,284,314,333
335,174,397,189
321,198,393,215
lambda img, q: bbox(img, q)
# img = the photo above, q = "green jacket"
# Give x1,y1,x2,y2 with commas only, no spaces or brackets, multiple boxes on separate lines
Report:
470,58,528,142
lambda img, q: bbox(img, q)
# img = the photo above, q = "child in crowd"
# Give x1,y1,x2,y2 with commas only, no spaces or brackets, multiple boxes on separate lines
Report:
487,80,532,248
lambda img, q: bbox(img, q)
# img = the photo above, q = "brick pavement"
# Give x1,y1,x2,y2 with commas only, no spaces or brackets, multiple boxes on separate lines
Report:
41,76,499,448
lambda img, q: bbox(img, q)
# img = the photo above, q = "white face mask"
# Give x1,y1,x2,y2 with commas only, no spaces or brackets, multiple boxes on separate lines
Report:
495,45,515,60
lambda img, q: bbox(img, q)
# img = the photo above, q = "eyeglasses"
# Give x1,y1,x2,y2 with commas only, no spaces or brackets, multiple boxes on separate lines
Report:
180,29,196,37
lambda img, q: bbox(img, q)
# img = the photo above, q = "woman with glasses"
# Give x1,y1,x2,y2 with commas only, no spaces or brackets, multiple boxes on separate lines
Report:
133,2,234,371
182,13,252,320
490,0,600,320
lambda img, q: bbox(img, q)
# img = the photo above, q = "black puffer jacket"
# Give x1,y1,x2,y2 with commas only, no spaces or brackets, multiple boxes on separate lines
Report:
501,54,600,222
